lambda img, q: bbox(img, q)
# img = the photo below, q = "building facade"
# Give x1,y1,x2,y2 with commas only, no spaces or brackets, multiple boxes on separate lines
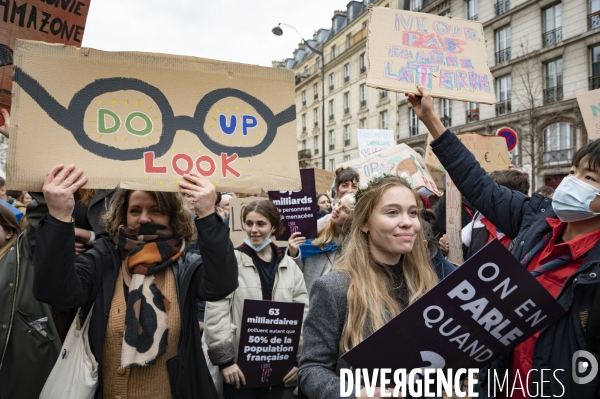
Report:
277,0,600,191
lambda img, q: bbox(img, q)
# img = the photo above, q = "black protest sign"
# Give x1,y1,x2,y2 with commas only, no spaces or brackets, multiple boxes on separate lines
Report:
342,239,565,372
268,169,317,241
236,300,305,388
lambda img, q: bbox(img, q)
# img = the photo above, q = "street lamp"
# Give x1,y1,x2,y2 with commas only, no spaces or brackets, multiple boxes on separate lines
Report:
272,23,326,170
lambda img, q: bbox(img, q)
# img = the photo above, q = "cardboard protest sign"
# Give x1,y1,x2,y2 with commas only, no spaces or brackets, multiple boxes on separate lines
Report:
357,129,395,157
342,239,565,373
340,143,441,195
366,7,495,104
0,0,91,119
268,169,317,241
228,197,287,248
236,300,305,388
445,176,463,265
425,133,510,175
313,168,335,195
577,88,600,138
8,40,301,192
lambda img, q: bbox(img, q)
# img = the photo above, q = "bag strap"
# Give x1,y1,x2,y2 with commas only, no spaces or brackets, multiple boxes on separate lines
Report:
80,242,106,323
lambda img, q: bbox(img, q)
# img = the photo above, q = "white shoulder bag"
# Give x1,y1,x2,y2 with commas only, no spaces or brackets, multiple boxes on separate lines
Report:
39,305,99,399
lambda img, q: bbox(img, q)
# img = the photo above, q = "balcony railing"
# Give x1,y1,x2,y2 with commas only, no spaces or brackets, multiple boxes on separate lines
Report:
380,91,388,99
345,139,351,146
314,121,319,127
315,148,319,154
360,66,366,74
298,149,312,160
314,93,318,100
410,126,419,137
589,75,600,90
329,144,335,151
441,116,452,128
329,114,334,121
467,14,478,21
589,12,600,30
542,149,573,164
496,100,511,116
543,85,563,104
542,27,562,47
466,108,480,123
344,76,350,83
495,0,510,16
360,100,367,108
302,100,306,106
329,84,334,91
496,48,511,64
344,107,350,115
302,126,306,132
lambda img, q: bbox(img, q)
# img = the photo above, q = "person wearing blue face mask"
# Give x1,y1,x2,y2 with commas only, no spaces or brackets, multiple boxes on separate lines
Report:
204,199,309,399
407,85,600,399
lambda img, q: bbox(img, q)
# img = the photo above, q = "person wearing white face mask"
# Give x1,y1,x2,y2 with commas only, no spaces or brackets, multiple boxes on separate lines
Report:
407,85,600,399
204,199,309,399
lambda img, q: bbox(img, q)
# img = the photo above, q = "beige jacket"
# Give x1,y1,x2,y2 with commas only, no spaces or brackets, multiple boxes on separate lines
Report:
204,248,309,366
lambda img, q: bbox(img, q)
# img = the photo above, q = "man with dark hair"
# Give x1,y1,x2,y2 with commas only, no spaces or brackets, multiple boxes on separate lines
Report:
536,185,555,197
489,169,530,195
462,169,530,258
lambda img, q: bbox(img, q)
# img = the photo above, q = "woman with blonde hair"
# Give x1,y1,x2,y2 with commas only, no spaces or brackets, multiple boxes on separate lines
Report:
298,174,452,398
292,193,354,293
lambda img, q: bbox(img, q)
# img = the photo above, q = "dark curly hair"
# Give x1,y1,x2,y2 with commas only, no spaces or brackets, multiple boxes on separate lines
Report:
102,190,196,243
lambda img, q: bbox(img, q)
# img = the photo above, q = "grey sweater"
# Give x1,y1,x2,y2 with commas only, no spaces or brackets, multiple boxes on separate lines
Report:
298,271,360,399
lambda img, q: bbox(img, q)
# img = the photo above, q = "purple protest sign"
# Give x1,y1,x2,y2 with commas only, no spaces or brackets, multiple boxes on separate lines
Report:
342,239,566,373
268,169,317,241
236,300,305,388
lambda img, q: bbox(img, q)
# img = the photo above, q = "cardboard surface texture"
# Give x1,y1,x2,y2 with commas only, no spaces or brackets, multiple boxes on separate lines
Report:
425,133,510,175
0,1,91,115
577,88,600,138
367,7,496,104
313,168,335,195
446,176,463,265
8,40,301,192
340,143,441,195
356,129,395,157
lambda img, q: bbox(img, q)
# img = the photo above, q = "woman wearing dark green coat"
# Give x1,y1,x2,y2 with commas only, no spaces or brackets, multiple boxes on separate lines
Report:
0,196,61,398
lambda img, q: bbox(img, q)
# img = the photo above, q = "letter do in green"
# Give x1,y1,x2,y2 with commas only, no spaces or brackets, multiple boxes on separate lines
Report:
98,109,121,134
125,112,153,136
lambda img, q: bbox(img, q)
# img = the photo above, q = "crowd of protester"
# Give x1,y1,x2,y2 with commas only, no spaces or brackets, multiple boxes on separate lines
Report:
0,85,599,399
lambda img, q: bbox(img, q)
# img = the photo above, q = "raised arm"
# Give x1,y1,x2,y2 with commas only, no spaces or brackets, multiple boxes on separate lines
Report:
33,165,97,308
407,86,530,239
180,171,238,300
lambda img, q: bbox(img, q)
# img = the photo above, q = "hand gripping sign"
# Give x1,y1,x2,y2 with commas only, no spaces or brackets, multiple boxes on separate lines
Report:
7,40,301,192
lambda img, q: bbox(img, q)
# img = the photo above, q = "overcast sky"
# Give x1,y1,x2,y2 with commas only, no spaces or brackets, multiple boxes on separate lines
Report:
82,0,344,67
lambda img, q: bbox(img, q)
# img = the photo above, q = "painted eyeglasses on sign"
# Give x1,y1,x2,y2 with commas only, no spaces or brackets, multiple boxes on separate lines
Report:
14,67,295,161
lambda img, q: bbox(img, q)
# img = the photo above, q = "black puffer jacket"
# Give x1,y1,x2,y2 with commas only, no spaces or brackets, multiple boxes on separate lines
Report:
432,130,600,398
32,198,238,399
